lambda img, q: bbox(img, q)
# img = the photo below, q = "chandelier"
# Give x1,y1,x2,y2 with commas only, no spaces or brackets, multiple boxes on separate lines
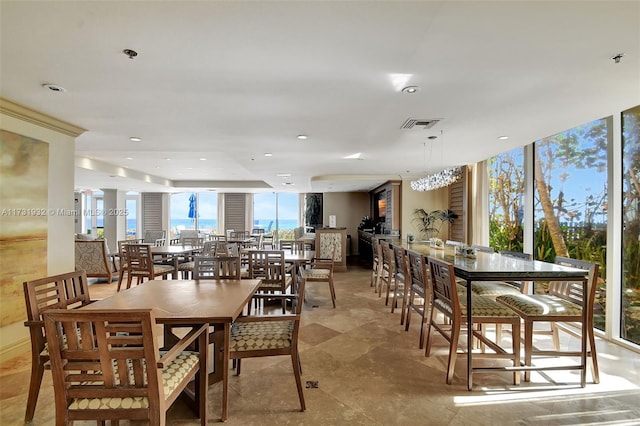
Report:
410,166,463,191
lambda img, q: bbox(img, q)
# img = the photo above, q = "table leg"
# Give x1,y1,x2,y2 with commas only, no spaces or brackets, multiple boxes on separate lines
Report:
222,322,230,421
467,278,473,391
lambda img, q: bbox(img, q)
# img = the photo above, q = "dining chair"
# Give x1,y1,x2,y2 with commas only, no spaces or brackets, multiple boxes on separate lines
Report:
391,244,410,323
192,255,218,279
260,234,275,250
229,277,307,412
126,244,174,288
248,250,292,313
370,239,383,292
176,237,206,279
404,251,432,349
299,251,336,308
22,271,93,422
116,239,138,291
215,255,243,280
378,241,395,305
425,256,521,386
496,256,600,383
278,239,304,252
43,308,208,425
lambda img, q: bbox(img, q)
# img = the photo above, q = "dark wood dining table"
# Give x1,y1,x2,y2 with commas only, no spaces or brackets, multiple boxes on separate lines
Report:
82,278,262,421
403,242,590,390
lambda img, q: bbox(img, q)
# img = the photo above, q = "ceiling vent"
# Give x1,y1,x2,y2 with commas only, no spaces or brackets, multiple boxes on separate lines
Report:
401,118,441,130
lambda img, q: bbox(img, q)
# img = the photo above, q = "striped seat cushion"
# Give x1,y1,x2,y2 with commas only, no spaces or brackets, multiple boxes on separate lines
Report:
471,281,521,296
67,352,199,410
496,294,582,316
230,320,294,351
301,268,330,279
434,294,519,318
177,261,194,271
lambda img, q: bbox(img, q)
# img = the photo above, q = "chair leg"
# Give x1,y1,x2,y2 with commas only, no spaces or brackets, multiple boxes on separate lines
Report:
404,291,413,332
447,319,460,385
328,278,336,308
291,352,306,411
425,308,437,357
524,320,534,382
511,320,521,385
25,357,45,421
588,324,600,384
117,267,125,292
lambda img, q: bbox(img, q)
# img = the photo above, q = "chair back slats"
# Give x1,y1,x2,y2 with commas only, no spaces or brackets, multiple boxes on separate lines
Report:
408,251,428,293
193,256,217,279
427,257,460,312
193,255,242,280
552,256,599,308
249,250,287,285
24,271,91,324
182,236,205,249
126,244,155,274
392,244,408,280
44,309,162,415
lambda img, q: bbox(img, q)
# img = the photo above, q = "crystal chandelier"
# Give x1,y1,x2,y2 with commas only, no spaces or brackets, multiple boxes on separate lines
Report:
410,130,462,191
410,166,463,191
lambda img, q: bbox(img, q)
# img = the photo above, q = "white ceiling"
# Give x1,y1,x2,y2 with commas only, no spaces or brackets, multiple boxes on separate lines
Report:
1,1,639,194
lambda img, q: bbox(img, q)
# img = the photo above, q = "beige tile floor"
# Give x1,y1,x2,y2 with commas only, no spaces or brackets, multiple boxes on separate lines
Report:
2,261,639,425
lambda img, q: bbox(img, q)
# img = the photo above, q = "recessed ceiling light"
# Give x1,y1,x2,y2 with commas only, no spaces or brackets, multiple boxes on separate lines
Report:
199,158,207,161
297,134,308,140
402,86,419,94
125,157,133,160
282,182,294,186
498,135,509,140
164,158,171,161
129,137,142,142
276,173,291,178
264,153,273,157
42,83,66,92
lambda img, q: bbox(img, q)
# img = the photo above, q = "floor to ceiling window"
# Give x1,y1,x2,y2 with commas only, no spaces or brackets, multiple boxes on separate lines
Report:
488,147,525,252
253,193,299,240
125,192,138,239
169,192,218,238
533,118,608,330
621,105,640,345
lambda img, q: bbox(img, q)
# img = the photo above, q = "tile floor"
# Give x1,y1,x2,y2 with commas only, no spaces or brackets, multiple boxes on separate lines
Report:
1,261,639,425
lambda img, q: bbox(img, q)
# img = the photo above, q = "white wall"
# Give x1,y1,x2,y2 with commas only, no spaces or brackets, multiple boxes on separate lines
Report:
0,100,82,361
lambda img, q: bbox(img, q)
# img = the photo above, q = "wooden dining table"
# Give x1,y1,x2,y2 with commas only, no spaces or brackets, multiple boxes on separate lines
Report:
403,242,590,390
82,278,262,421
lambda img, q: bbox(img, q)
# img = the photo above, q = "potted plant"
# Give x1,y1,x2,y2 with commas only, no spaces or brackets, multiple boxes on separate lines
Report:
412,209,458,242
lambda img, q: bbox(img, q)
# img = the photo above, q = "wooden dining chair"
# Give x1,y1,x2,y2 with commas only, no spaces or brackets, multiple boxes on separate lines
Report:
404,251,432,349
22,271,93,422
43,308,208,425
229,277,307,412
126,244,173,288
496,256,600,383
370,239,384,292
378,241,395,305
248,250,292,313
425,257,521,386
391,244,410,323
299,252,336,308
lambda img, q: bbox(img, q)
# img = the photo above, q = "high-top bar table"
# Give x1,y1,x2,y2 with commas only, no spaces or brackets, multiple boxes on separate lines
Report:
402,242,589,390
83,279,261,421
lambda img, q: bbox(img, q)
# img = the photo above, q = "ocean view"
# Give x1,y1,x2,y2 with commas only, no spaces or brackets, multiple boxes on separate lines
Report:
124,218,299,235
